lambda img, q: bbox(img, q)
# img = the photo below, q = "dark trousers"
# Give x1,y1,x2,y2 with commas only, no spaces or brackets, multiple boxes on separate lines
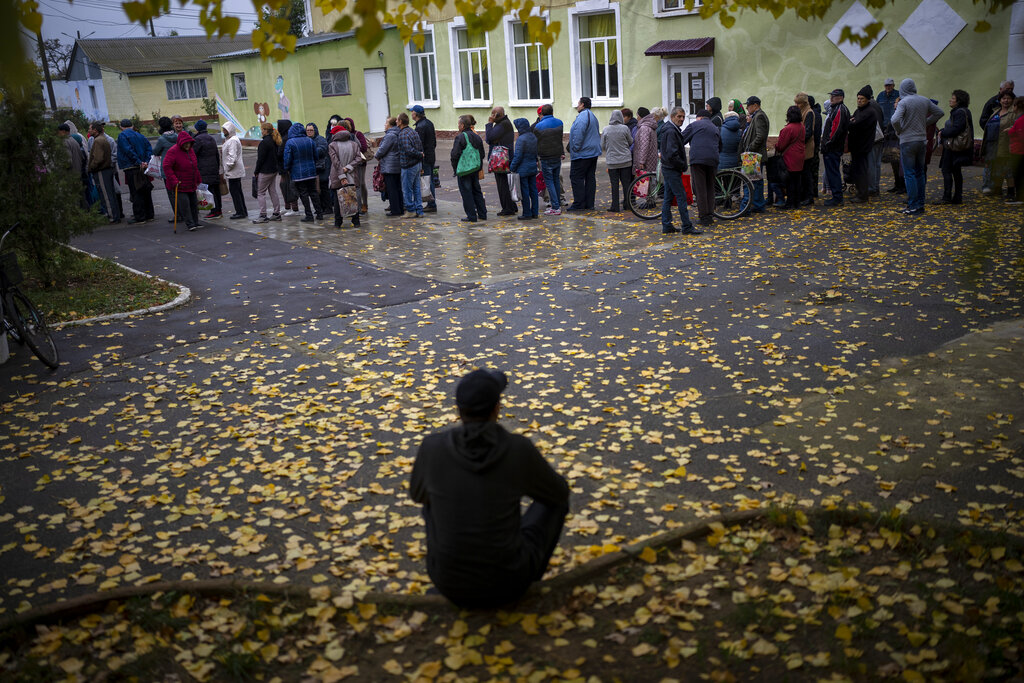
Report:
800,162,816,202
178,191,199,227
93,168,122,222
125,167,154,220
421,160,437,208
294,178,321,217
205,180,223,214
519,173,538,217
823,151,843,201
785,166,802,208
318,176,333,214
569,156,597,209
279,170,297,208
166,187,185,221
457,173,487,220
228,177,248,216
383,172,403,215
607,165,632,212
850,151,870,200
689,163,716,223
494,171,517,213
424,500,567,609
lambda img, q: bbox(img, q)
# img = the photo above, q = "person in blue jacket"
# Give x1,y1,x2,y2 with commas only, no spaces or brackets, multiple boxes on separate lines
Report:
116,119,154,224
283,121,322,222
510,117,538,220
566,96,601,211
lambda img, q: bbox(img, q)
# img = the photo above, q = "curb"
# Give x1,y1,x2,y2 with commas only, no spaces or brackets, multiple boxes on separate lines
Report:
52,247,192,329
0,509,766,633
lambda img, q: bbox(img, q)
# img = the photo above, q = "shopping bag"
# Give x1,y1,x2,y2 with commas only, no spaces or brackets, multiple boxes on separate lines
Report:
337,185,360,217
420,174,433,202
219,174,229,195
197,189,215,210
633,176,650,198
372,164,385,192
144,155,162,179
740,151,762,180
488,145,510,173
508,172,519,202
536,170,546,193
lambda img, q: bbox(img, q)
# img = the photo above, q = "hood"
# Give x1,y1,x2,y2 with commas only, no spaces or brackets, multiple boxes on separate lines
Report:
899,78,917,98
64,120,80,137
277,119,292,137
288,122,307,139
173,130,194,150
707,97,722,114
608,109,624,126
722,113,741,130
331,129,351,143
343,117,358,132
513,117,531,134
308,122,320,138
639,113,658,129
222,121,237,138
446,422,507,473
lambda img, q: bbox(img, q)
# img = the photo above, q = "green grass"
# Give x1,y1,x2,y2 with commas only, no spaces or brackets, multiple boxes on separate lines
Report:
19,246,179,324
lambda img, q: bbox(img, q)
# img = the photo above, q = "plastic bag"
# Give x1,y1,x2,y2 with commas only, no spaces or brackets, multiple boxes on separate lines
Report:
420,174,433,202
144,155,163,179
509,172,519,202
197,186,215,210
488,145,510,173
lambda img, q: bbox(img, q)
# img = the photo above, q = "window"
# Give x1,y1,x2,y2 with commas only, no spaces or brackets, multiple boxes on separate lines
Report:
406,30,439,105
507,18,551,104
576,13,619,101
320,68,350,97
165,78,207,101
232,73,247,100
654,0,703,16
451,26,490,105
88,85,98,109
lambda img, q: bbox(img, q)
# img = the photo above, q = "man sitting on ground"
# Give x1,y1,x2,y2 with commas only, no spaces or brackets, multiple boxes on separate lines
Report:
409,368,570,608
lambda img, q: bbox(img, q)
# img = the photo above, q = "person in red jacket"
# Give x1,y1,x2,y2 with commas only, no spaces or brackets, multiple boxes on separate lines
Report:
1006,96,1024,204
774,106,806,210
162,130,202,231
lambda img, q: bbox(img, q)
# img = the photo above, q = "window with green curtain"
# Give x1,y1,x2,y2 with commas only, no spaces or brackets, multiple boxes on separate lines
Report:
457,28,486,50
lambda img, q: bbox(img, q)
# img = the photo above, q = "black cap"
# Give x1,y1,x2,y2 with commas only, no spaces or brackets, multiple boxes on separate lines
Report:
830,88,845,97
456,369,508,416
695,109,711,118
744,96,761,106
119,118,132,128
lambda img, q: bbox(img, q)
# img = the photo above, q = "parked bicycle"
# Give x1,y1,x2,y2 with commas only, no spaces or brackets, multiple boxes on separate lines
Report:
628,167,753,221
1,224,60,369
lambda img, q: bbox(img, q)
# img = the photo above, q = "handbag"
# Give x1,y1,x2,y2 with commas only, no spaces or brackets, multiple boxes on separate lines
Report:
947,115,973,152
456,133,482,176
219,173,229,195
508,172,519,202
372,164,385,193
488,145,510,173
420,174,433,202
144,154,162,179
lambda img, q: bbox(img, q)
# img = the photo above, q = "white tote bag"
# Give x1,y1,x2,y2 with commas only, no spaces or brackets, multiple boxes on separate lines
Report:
508,172,520,202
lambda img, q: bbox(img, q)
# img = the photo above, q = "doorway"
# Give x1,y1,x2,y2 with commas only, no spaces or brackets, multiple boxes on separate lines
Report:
364,68,389,133
661,58,713,128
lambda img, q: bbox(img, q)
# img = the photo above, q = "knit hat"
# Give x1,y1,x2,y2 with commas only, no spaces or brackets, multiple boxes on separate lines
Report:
858,85,873,99
194,119,208,132
330,125,345,136
456,369,508,416
119,118,132,128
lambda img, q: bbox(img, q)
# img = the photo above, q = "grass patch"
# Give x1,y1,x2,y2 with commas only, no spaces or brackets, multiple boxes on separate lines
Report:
18,246,179,324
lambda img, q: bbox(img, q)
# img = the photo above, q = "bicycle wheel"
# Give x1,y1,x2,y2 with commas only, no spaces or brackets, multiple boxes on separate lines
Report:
713,169,753,220
628,173,663,220
7,289,59,368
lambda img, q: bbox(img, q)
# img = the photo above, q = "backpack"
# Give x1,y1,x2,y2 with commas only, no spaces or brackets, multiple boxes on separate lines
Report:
456,133,482,177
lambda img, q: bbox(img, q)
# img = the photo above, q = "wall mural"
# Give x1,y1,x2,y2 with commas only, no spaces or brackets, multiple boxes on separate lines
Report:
248,101,270,139
274,75,290,119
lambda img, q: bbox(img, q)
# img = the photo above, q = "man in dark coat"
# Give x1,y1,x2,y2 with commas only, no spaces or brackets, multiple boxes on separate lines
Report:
658,107,701,235
485,106,517,216
410,368,569,609
848,85,881,203
821,88,851,206
191,119,222,219
533,104,565,214
411,105,437,213
740,96,769,213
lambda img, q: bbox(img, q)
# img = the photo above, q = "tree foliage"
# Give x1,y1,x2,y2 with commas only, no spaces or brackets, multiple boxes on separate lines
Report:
0,63,97,284
38,38,73,79
256,0,306,39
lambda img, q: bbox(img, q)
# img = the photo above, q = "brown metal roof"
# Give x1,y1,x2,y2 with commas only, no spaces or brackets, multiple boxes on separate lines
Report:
644,37,715,57
76,35,253,75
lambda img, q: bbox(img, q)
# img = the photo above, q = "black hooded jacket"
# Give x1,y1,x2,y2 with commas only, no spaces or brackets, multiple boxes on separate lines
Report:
707,97,724,128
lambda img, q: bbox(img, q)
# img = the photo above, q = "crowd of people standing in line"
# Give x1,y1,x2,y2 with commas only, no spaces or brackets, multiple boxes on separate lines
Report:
58,76,1024,235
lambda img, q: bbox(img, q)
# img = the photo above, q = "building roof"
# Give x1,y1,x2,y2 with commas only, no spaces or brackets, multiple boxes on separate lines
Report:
75,35,254,76
206,31,355,61
644,38,715,58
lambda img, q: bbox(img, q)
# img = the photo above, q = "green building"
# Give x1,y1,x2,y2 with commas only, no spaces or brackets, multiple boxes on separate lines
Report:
207,0,1020,137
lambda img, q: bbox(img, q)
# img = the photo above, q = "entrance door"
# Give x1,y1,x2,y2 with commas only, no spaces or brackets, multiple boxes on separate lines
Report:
364,68,389,133
663,59,712,128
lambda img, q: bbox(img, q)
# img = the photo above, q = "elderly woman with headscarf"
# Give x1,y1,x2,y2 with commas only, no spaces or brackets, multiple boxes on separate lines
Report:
328,124,362,228
343,118,370,214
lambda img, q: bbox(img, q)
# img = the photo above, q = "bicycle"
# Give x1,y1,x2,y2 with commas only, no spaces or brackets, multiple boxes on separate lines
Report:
1,224,60,369
628,167,753,221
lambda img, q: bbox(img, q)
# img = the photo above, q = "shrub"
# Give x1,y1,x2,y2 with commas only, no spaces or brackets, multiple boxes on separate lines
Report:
50,106,89,131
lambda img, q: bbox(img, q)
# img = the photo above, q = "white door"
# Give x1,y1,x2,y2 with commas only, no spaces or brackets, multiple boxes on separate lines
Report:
364,68,390,134
662,59,713,128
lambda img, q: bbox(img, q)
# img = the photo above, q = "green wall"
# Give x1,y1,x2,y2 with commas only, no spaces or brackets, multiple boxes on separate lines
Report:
209,30,407,139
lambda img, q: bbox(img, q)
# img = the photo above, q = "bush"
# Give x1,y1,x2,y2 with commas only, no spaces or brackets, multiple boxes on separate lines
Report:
50,107,90,131
0,63,96,285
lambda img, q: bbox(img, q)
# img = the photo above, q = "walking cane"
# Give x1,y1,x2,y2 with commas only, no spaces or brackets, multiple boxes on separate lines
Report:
173,183,178,234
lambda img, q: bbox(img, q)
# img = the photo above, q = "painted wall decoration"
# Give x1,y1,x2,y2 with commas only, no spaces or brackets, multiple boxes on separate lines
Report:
827,1,887,66
899,0,967,64
249,101,270,139
274,75,290,119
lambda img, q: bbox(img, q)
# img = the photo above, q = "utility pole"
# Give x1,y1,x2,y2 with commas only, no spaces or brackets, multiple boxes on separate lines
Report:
36,31,56,109
149,19,156,37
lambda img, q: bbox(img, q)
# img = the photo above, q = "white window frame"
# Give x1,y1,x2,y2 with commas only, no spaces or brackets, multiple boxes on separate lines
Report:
503,11,554,107
567,0,623,108
448,18,492,108
165,77,207,101
232,72,247,100
404,25,440,109
652,0,703,18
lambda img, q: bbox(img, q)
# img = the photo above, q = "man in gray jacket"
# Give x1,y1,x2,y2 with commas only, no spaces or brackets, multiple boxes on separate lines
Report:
891,78,944,216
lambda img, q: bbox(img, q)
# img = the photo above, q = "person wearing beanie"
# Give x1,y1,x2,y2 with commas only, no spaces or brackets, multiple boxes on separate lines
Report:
847,85,881,203
409,368,570,609
857,85,886,196
191,119,223,219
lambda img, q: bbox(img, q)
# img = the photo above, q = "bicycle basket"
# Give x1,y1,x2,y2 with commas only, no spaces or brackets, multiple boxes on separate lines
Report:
1,251,23,287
